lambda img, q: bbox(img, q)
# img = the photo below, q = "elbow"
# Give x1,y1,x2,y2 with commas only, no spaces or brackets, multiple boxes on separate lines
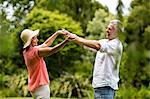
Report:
42,43,48,47
44,43,49,47
95,43,101,51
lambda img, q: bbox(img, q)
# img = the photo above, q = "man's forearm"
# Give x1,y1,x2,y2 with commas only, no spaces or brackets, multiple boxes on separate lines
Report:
74,36,101,51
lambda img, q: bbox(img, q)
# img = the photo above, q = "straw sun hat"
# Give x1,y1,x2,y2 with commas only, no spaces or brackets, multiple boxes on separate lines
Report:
20,29,40,48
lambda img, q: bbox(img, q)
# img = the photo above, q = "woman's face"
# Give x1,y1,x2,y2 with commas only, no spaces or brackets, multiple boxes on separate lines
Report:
31,36,38,46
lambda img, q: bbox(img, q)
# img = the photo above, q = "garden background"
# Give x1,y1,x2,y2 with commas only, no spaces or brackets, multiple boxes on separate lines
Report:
0,0,150,98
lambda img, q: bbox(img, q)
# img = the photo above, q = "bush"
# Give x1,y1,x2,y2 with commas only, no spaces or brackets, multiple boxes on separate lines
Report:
0,70,30,97
116,84,150,99
51,72,93,98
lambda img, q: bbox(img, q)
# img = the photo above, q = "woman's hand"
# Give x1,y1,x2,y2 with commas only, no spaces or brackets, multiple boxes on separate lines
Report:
55,30,66,35
61,29,77,40
55,29,68,35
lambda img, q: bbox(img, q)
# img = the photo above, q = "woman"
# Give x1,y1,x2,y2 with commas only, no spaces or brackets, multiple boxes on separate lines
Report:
20,29,71,98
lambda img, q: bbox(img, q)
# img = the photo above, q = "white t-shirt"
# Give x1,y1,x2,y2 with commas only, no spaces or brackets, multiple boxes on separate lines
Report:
92,38,123,90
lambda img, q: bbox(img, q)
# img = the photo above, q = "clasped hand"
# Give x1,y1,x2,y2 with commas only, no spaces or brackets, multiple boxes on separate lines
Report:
56,29,77,41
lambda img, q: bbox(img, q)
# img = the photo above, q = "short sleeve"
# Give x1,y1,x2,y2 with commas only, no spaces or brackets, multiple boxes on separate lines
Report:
33,47,40,59
98,39,121,55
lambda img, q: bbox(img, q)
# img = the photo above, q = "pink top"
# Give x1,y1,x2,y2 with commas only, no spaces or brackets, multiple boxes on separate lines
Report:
23,46,49,92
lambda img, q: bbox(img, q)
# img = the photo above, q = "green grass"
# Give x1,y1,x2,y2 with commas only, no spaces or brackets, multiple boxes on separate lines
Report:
0,98,32,99
0,97,85,99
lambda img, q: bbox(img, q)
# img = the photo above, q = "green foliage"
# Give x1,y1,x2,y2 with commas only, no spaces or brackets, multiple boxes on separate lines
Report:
0,0,34,26
143,26,150,49
0,71,29,97
0,12,15,57
51,72,93,98
124,43,149,87
0,10,17,75
86,8,115,39
116,85,150,99
124,0,150,88
0,74,9,88
25,8,83,35
119,52,128,83
35,0,108,32
116,0,124,21
131,0,150,8
126,3,150,42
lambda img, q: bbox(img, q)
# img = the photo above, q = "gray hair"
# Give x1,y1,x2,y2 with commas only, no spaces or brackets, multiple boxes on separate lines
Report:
110,19,124,33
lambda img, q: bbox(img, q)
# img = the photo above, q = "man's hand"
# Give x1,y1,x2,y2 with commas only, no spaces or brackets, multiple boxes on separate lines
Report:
68,33,77,40
61,29,77,40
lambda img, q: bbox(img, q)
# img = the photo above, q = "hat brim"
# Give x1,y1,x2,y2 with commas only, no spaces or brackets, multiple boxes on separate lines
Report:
23,29,40,48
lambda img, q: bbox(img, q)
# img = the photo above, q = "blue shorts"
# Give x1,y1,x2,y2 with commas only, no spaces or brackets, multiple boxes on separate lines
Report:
94,86,115,99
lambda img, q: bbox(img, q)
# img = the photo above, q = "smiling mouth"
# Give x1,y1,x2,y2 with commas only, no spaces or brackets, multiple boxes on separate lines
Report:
107,32,110,36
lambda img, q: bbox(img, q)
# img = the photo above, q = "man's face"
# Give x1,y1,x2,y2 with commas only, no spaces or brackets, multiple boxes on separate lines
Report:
31,36,38,46
106,23,118,40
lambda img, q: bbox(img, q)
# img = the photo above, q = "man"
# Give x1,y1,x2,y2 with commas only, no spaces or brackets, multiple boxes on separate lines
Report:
65,19,123,99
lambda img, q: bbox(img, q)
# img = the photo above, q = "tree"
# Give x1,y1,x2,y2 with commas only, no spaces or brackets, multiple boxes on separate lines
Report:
86,8,115,39
116,0,124,22
35,0,108,32
123,0,150,88
0,10,16,75
0,0,35,27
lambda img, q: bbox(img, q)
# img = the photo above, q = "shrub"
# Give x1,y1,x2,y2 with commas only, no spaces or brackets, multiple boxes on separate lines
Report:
51,72,93,98
116,84,150,99
0,70,30,97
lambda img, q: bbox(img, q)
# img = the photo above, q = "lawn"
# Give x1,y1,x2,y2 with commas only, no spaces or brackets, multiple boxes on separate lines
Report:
0,97,84,99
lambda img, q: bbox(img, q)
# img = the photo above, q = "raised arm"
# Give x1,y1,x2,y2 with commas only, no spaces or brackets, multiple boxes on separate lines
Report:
38,37,69,57
41,30,67,47
60,29,101,51
74,36,101,51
